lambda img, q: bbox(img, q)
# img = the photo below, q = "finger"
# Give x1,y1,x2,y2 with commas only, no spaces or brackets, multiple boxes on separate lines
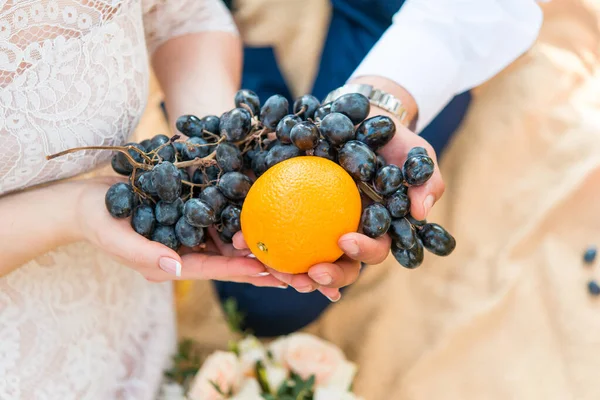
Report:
338,232,391,265
97,216,183,278
232,231,249,250
307,256,360,288
266,267,319,293
215,274,288,288
208,226,251,257
318,287,342,302
161,252,267,280
408,166,445,220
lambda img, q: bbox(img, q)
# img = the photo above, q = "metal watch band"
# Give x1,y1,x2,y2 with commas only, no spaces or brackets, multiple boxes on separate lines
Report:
323,84,409,126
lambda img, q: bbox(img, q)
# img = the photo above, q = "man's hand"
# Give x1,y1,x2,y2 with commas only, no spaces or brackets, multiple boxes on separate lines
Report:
236,76,446,300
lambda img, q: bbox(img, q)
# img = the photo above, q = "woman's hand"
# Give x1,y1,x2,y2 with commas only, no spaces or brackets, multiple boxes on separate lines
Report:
74,177,284,287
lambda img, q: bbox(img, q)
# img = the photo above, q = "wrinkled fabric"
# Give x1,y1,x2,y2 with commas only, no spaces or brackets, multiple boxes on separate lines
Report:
174,0,600,399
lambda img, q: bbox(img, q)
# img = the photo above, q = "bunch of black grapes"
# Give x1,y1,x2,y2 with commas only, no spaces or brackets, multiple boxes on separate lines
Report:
103,89,455,268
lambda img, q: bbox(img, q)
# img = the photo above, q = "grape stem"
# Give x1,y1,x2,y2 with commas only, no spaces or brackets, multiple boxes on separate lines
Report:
46,145,218,170
46,145,155,170
357,181,383,203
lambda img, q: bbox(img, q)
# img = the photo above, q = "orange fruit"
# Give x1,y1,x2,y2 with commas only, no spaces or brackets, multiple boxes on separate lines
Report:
240,156,362,274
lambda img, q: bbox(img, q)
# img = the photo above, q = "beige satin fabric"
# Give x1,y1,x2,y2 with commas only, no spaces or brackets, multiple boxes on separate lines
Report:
172,0,600,398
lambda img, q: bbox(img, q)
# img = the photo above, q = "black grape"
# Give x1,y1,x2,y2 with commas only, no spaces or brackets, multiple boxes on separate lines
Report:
314,103,331,121
338,140,377,181
201,115,220,137
407,147,428,158
111,142,145,175
132,204,156,238
105,182,134,218
198,186,228,217
155,198,184,226
314,140,336,162
221,204,241,233
392,238,424,269
330,93,370,124
276,115,301,144
385,190,410,218
260,95,289,130
182,137,210,161
355,116,396,151
265,143,303,168
374,165,404,196
216,142,243,172
176,115,204,138
388,218,417,250
290,121,320,151
235,89,261,116
217,172,252,201
175,217,205,248
220,108,252,141
151,162,181,203
152,225,180,251
183,199,216,228
251,150,269,177
418,223,456,256
320,112,355,147
293,94,320,120
361,203,392,238
150,135,176,163
403,155,434,186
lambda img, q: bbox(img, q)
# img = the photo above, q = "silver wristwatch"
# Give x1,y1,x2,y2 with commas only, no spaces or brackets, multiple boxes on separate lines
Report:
323,83,409,126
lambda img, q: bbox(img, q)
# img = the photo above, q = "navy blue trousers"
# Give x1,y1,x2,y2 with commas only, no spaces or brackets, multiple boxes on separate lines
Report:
213,0,471,337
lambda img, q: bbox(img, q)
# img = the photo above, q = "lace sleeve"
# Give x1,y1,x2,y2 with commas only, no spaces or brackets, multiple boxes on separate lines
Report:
142,0,238,55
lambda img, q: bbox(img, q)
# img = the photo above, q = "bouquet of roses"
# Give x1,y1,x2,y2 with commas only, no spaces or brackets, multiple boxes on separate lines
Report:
159,333,363,400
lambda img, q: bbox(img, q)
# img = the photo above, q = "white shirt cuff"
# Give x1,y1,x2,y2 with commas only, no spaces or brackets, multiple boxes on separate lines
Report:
350,20,461,133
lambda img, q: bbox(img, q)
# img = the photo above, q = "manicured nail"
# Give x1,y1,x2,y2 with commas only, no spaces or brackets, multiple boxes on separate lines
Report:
159,257,182,277
423,195,435,217
340,239,360,257
295,285,315,293
311,272,332,286
252,271,270,277
326,293,342,302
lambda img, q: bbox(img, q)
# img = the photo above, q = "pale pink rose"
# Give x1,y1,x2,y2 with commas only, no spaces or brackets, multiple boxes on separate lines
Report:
268,333,346,386
229,378,263,400
187,351,242,400
237,336,267,376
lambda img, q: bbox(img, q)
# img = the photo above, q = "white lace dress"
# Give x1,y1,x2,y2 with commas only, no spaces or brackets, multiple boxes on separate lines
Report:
0,1,236,399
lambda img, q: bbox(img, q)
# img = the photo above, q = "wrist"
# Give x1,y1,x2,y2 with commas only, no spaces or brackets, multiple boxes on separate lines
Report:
50,181,87,244
347,76,418,129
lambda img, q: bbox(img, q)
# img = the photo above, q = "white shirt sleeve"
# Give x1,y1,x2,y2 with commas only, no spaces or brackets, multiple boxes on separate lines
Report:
350,0,544,132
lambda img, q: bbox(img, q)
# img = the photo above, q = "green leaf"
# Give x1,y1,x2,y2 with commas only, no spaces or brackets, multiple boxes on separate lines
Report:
209,380,227,396
255,360,271,394
223,297,246,334
228,339,240,356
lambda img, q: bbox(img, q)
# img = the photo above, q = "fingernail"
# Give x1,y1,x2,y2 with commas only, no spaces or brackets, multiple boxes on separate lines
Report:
246,253,257,258
295,285,315,293
423,195,435,217
311,273,332,286
252,271,270,277
277,284,288,289
340,239,360,257
159,257,182,277
326,293,342,303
